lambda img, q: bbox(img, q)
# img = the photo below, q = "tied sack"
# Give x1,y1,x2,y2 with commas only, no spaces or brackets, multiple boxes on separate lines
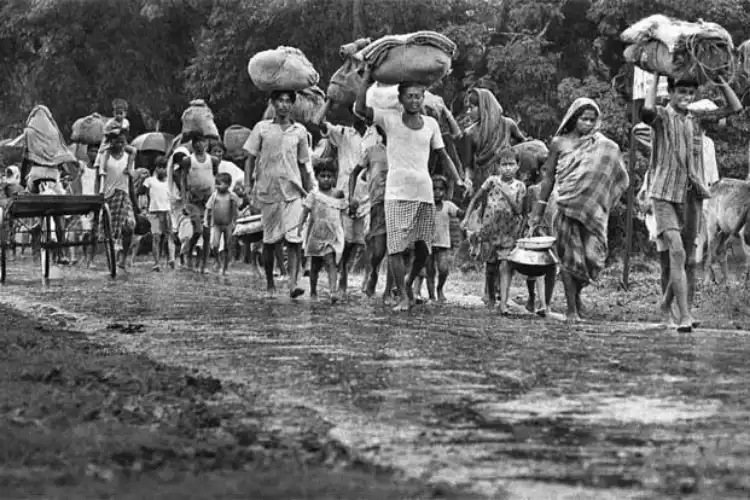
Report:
356,31,456,85
71,113,105,145
327,38,371,106
248,46,319,92
621,15,735,84
263,86,326,124
181,99,220,139
223,125,252,158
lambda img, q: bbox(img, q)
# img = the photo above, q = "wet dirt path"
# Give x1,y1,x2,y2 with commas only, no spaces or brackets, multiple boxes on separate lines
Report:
3,261,750,498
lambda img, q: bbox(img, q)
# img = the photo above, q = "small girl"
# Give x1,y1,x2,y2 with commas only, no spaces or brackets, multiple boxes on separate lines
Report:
297,159,346,303
463,148,526,314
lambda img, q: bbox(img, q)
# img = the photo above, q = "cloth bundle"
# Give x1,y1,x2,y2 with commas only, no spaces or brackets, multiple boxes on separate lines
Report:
262,86,326,124
327,38,371,106
25,105,77,167
181,99,220,139
248,46,319,92
622,15,735,84
223,125,252,159
71,113,106,145
355,31,456,85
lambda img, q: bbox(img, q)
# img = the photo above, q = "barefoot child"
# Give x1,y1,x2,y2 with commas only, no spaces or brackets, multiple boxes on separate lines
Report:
463,148,526,313
426,175,464,302
143,167,176,271
204,172,244,275
298,159,347,303
348,125,393,300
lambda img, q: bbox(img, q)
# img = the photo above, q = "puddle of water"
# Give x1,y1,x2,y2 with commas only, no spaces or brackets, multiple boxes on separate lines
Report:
475,390,719,425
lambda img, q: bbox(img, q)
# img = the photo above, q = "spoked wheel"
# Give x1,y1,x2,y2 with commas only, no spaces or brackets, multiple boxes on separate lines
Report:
0,211,6,284
100,204,117,279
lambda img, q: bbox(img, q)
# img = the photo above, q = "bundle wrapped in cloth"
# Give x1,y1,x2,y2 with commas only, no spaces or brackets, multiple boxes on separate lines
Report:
262,86,326,124
181,99,220,139
25,105,77,167
248,46,319,92
622,15,735,84
355,31,456,85
71,113,106,145
327,38,372,106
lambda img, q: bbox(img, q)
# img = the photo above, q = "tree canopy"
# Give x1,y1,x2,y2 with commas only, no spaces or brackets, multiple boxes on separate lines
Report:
1,0,749,177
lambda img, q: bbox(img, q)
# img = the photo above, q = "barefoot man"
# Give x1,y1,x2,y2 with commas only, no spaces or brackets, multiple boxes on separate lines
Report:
243,90,310,298
354,67,467,311
641,76,741,332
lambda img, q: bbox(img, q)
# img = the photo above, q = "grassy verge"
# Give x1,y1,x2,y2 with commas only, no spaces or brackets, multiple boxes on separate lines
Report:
0,306,478,500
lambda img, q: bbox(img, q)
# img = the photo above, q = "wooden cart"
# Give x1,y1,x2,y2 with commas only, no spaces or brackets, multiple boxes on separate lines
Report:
0,194,116,282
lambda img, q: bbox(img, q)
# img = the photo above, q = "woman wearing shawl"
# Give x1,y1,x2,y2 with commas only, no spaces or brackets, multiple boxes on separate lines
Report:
529,98,629,321
461,88,528,190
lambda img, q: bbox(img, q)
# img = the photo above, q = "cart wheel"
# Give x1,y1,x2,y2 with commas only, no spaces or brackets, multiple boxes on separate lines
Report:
0,212,6,284
100,205,117,279
43,216,52,279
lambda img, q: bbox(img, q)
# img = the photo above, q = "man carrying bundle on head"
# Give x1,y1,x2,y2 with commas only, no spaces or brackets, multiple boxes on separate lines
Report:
243,90,310,298
355,67,465,312
641,75,741,332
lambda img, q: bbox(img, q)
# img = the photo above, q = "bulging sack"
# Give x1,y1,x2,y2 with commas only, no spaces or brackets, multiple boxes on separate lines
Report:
327,59,364,105
624,41,674,76
372,45,452,85
248,46,319,92
71,113,105,145
263,86,326,124
181,99,220,139
223,125,252,158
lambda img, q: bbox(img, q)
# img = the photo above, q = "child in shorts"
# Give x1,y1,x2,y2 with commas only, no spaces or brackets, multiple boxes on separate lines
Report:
204,172,243,275
143,167,175,271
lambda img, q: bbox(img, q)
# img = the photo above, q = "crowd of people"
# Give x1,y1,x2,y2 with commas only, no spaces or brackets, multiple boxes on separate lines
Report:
1,65,743,331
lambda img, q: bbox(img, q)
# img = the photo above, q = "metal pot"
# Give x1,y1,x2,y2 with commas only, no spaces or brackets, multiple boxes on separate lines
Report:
509,247,557,277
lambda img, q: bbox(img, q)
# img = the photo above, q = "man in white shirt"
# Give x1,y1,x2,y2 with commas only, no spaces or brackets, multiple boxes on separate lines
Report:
354,68,466,312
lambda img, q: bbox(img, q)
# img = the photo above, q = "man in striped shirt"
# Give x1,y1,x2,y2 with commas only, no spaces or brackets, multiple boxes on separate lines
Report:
641,76,741,332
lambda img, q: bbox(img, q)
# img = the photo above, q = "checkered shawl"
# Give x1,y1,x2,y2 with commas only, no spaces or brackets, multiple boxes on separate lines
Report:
555,131,629,244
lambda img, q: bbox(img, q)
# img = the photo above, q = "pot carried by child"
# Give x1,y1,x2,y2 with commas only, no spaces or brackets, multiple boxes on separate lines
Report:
248,46,319,92
223,125,252,159
181,99,219,139
621,15,735,84
71,113,106,145
355,31,456,85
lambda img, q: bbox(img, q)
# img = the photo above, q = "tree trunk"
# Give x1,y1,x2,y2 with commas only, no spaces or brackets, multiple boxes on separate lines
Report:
353,0,364,39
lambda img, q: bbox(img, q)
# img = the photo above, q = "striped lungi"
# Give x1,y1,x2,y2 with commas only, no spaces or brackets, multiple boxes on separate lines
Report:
385,200,436,255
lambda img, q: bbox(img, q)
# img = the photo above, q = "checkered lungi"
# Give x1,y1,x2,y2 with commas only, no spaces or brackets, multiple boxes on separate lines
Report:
385,200,435,255
103,189,135,239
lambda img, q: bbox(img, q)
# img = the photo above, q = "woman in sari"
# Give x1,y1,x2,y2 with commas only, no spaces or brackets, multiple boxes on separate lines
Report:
529,98,629,321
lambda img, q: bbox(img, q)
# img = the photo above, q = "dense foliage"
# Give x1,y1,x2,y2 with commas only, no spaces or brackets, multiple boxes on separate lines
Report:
1,0,750,254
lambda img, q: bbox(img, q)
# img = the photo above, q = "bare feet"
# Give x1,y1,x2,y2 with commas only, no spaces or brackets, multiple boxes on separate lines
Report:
392,298,410,312
565,312,582,323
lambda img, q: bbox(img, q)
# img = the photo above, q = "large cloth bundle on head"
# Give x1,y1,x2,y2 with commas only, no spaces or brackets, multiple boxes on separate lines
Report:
262,86,326,124
621,15,735,84
24,105,77,167
355,31,456,85
181,99,219,139
71,113,106,145
248,46,319,92
223,125,252,159
327,38,372,106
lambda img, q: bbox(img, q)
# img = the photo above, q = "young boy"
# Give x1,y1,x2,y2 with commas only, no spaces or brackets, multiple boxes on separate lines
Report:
426,175,464,302
143,167,175,271
641,76,742,332
349,125,392,300
204,172,244,275
179,132,219,272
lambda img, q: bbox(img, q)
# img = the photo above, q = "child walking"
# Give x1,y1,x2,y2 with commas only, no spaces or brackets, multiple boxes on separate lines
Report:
143,167,176,271
298,159,347,303
463,148,526,314
426,175,464,302
204,172,243,275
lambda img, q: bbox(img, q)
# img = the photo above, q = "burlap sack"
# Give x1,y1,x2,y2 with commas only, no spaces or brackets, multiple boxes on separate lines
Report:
71,113,105,145
181,99,220,139
372,45,452,85
223,125,252,158
248,46,319,92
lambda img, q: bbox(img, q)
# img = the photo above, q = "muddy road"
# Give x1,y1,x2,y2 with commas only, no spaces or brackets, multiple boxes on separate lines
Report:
2,258,750,499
